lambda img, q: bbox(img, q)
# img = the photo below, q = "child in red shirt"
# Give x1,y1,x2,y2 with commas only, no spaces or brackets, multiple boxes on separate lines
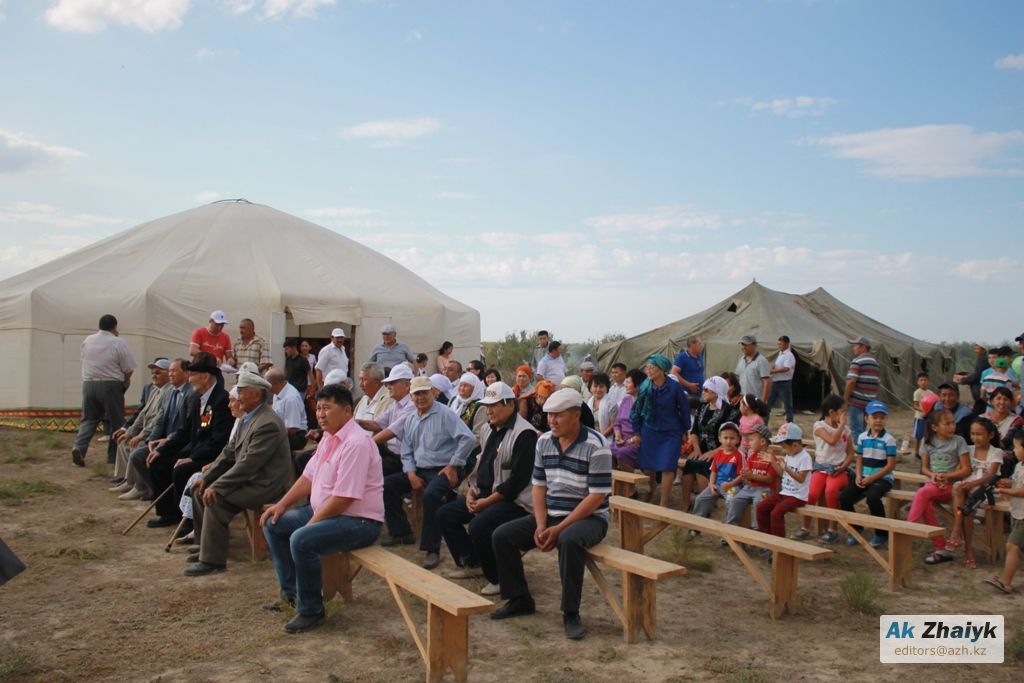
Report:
691,423,744,519
724,424,777,531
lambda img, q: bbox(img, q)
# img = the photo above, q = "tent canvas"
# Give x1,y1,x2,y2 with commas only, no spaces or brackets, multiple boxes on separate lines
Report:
0,200,480,412
595,281,952,407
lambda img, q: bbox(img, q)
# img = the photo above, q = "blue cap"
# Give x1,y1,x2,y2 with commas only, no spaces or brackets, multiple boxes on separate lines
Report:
771,422,803,443
865,400,888,415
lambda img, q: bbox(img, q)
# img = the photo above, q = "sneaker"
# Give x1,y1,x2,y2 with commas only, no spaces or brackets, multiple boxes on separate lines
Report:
688,529,701,539
846,535,860,546
109,480,133,493
563,613,586,640
380,534,416,547
489,596,536,620
819,531,839,544
183,561,226,576
283,609,326,634
119,487,148,501
868,535,888,548
791,528,811,541
422,552,441,570
719,538,728,547
444,566,483,579
71,447,85,467
479,582,501,596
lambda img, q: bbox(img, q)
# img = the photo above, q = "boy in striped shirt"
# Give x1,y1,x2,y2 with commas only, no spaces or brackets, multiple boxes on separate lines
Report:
838,400,897,548
490,388,612,640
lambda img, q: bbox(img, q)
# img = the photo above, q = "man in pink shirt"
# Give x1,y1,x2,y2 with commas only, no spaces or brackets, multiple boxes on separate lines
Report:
260,383,384,633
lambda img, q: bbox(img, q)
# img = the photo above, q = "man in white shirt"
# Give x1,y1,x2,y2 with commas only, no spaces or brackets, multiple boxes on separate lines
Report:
536,341,567,386
353,363,393,424
267,369,308,451
73,314,137,467
315,328,349,389
766,335,796,422
607,363,628,407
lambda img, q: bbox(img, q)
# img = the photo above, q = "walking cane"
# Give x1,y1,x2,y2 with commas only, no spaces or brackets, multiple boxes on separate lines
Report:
121,484,174,535
164,517,188,552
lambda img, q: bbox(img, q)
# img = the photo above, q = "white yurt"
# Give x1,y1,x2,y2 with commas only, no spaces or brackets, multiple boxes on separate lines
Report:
0,199,480,423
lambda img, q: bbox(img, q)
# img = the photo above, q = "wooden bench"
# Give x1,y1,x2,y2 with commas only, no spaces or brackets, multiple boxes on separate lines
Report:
321,546,494,683
584,542,685,643
884,487,1010,563
612,470,650,499
611,495,831,619
797,505,943,590
242,506,269,561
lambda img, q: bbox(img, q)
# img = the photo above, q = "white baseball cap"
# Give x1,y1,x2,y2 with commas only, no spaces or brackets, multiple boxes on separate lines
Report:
324,369,348,386
479,381,516,405
543,388,584,413
382,364,414,383
331,328,346,338
210,310,228,324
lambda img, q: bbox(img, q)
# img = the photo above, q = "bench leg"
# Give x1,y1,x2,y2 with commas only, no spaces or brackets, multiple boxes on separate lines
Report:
409,491,423,541
427,604,469,683
243,509,269,561
770,554,800,619
987,510,1006,563
321,552,353,603
622,573,656,643
618,512,644,552
888,533,913,590
885,496,900,519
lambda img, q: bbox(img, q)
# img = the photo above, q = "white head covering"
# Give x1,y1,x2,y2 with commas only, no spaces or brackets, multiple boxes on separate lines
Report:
449,372,484,414
702,376,729,410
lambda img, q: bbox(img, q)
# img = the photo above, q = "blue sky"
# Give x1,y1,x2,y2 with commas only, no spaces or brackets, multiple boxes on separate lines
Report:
0,0,1021,343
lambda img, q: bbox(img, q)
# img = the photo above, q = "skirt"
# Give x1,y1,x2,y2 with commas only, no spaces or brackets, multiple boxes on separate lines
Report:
639,427,682,473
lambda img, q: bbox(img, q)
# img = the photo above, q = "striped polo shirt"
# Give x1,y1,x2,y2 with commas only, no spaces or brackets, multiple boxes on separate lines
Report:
532,426,613,520
855,429,897,482
846,354,881,407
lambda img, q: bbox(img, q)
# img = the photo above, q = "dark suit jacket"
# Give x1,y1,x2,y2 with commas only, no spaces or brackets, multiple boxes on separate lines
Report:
206,404,294,508
157,384,232,466
149,383,194,443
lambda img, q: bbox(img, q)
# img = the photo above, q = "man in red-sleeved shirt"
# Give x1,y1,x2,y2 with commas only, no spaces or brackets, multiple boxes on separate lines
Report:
190,310,234,365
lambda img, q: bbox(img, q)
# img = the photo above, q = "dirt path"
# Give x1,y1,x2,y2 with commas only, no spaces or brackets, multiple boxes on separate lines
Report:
0,418,1020,682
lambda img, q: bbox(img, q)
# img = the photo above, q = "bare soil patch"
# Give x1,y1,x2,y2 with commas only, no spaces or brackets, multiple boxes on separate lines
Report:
0,413,1021,682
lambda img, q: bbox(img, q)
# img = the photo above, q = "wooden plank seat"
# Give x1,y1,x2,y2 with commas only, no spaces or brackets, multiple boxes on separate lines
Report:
321,545,494,683
884,487,1010,563
583,542,685,643
242,505,270,561
610,495,831,619
612,470,650,499
797,505,942,590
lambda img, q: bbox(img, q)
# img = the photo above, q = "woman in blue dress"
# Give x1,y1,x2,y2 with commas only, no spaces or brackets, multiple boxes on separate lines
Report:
630,355,692,507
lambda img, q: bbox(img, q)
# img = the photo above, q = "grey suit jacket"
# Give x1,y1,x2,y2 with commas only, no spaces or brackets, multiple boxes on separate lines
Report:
205,404,293,509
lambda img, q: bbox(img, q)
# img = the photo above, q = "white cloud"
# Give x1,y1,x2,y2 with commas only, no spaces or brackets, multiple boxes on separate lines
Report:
994,53,1024,70
475,232,519,249
956,256,1020,281
45,0,191,32
808,124,1024,179
433,191,472,201
195,47,216,62
0,130,84,174
307,206,390,228
407,28,423,41
223,0,254,13
261,0,333,19
0,0,6,21
736,96,837,118
583,205,723,234
194,191,219,203
0,202,123,229
340,117,441,147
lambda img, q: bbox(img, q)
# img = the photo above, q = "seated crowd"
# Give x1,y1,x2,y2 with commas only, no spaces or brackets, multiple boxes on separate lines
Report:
75,316,1024,637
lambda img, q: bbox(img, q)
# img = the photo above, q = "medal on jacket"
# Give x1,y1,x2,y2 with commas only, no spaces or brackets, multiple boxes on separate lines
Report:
200,406,212,429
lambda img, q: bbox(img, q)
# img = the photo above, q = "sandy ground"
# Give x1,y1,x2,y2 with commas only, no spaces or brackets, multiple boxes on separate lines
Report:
0,410,1021,683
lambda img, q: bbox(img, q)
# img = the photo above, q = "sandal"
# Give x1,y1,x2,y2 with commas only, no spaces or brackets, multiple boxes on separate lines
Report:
944,537,961,550
924,552,953,565
984,577,1015,594
963,556,977,569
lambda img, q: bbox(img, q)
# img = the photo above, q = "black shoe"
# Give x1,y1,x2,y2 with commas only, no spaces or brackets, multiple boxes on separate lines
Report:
71,448,85,467
184,561,226,577
563,613,586,640
261,598,295,613
489,597,536,620
381,534,416,547
186,552,200,563
146,515,181,528
110,476,125,484
284,609,326,633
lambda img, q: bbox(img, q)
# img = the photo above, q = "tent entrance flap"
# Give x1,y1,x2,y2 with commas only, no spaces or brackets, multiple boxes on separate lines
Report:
790,357,832,413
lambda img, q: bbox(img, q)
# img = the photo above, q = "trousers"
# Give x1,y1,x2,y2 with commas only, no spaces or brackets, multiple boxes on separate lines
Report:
437,497,528,584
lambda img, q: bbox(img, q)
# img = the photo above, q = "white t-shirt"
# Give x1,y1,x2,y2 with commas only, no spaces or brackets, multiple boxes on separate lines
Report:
780,449,814,501
1011,461,1024,521
773,348,796,382
966,445,1004,482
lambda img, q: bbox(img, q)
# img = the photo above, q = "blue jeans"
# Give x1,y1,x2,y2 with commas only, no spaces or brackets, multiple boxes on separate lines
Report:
847,405,865,439
767,380,793,423
263,505,381,616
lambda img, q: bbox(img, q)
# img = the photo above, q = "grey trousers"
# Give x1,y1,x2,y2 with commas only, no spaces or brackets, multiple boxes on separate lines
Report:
128,445,154,495
74,380,125,461
193,492,245,566
724,486,770,530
